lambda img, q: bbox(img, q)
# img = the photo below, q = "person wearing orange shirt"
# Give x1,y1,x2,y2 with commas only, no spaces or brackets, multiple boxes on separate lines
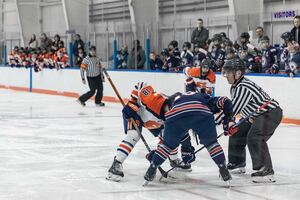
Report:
184,58,216,96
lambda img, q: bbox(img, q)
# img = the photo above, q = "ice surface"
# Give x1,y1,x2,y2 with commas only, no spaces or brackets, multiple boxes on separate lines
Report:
0,89,300,200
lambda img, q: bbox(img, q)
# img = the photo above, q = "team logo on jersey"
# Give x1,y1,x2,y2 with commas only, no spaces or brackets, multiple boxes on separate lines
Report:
289,61,298,70
141,88,151,96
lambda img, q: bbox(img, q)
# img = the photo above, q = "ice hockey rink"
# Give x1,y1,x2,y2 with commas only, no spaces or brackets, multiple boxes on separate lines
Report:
1,89,300,200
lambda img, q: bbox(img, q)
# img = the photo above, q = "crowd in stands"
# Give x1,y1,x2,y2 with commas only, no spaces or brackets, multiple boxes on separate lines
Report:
116,16,300,77
8,33,86,72
7,15,300,77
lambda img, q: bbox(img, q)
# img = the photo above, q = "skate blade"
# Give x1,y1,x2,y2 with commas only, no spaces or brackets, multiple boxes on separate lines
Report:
105,173,122,182
229,168,246,174
252,175,276,183
225,180,231,188
142,180,150,187
173,167,192,172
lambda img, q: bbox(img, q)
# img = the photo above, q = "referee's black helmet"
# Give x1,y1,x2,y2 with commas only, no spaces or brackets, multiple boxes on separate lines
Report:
222,58,246,74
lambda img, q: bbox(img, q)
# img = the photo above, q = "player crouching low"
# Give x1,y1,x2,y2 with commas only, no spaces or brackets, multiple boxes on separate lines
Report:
106,82,194,182
144,92,237,184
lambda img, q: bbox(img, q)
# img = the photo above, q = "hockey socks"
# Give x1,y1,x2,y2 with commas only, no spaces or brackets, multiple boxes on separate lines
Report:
152,143,173,166
116,130,140,163
207,142,225,165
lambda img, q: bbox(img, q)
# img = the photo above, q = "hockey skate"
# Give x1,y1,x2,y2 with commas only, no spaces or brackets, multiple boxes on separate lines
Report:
219,163,232,186
143,163,157,186
170,158,192,172
251,167,276,183
106,157,124,182
227,162,246,174
76,99,86,107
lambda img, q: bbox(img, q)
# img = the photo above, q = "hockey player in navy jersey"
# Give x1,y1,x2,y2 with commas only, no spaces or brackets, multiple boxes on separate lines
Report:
193,44,206,66
180,42,194,69
260,36,279,74
238,46,260,73
279,32,292,68
167,40,181,72
107,82,193,182
286,39,300,77
144,92,236,183
208,34,226,71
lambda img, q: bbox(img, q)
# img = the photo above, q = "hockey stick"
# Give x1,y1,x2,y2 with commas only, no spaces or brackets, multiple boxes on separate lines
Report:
160,100,272,180
102,69,167,178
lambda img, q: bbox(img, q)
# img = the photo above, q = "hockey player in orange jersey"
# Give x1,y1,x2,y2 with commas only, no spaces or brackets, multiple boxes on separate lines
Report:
106,82,194,182
184,58,216,96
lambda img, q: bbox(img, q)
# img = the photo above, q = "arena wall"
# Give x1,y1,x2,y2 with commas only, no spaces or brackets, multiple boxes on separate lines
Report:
0,67,299,123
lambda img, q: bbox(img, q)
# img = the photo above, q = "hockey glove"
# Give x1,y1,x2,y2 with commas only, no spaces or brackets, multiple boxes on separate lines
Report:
122,101,140,119
181,146,196,164
223,116,238,136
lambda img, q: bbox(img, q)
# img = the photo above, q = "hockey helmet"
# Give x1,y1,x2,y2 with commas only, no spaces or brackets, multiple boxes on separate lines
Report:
212,34,222,42
182,41,191,49
161,48,169,56
260,36,270,43
240,32,250,40
200,58,211,75
281,32,293,42
169,40,178,48
222,58,246,75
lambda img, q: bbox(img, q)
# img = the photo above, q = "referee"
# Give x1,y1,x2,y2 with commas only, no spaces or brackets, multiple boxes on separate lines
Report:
220,58,282,183
77,46,105,107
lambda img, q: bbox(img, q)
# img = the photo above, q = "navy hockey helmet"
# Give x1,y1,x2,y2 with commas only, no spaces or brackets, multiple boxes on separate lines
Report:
240,32,250,39
182,41,191,49
212,34,222,42
222,58,246,75
260,35,270,43
161,48,169,56
89,45,96,50
220,32,227,38
169,40,178,48
281,32,293,42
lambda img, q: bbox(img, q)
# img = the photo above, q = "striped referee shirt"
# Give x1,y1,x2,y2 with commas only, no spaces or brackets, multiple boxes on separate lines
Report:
216,76,280,123
80,55,102,79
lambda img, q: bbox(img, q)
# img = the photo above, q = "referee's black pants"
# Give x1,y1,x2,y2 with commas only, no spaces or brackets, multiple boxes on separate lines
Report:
228,107,282,170
79,75,103,104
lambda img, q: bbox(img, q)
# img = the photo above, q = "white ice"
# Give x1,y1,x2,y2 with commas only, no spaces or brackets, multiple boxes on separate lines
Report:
0,89,300,200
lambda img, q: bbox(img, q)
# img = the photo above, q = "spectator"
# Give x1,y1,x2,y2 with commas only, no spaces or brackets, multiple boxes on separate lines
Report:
260,36,279,74
127,40,145,69
28,34,38,48
238,46,259,73
40,33,53,51
252,26,264,50
191,18,209,49
75,47,86,67
279,32,293,68
291,15,300,45
149,52,164,71
116,45,129,69
208,34,225,71
193,43,206,67
160,48,170,71
286,40,300,77
180,41,194,69
167,40,181,71
52,34,64,51
225,47,236,61
73,34,85,63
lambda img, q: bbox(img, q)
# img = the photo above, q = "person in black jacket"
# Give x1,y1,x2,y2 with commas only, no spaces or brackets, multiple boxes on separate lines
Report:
291,15,300,45
73,34,85,65
191,18,209,49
